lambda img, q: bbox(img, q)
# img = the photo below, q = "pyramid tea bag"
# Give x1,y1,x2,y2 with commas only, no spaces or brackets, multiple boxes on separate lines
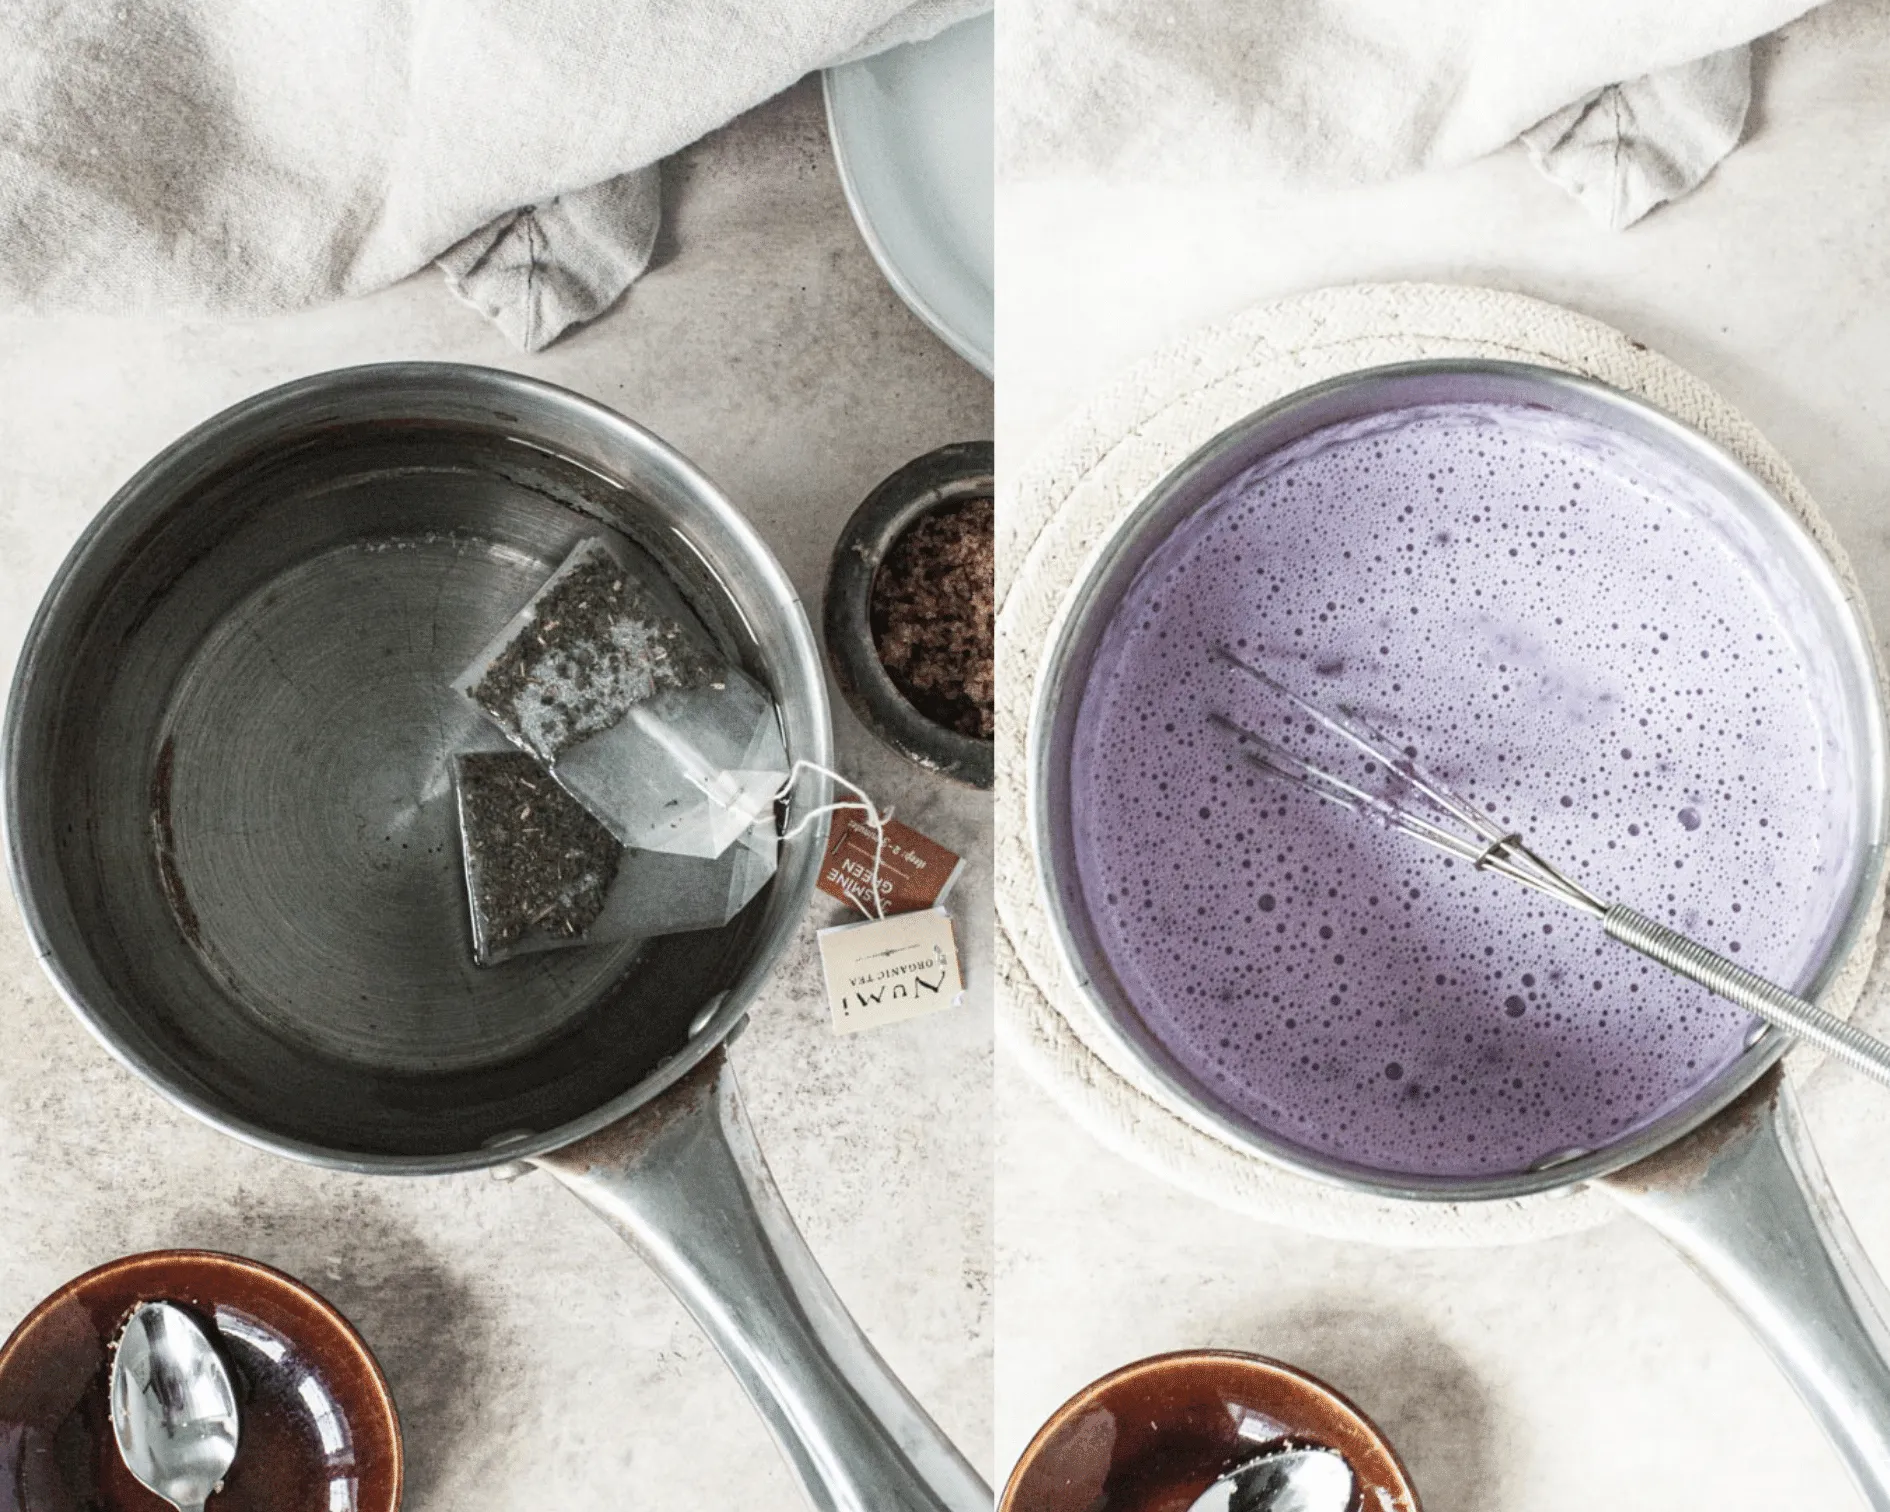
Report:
454,751,627,966
457,535,790,860
456,535,721,764
455,752,775,967
554,668,788,858
586,816,779,939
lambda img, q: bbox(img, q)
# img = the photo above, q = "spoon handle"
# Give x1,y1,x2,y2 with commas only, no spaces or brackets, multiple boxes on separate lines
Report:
538,1047,989,1512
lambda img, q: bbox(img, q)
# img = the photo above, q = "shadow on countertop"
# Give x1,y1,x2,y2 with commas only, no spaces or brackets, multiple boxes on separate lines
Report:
1235,1299,1500,1512
171,1195,515,1511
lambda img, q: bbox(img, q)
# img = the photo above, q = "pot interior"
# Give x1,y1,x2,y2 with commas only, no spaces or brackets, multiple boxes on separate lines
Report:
7,368,827,1168
1033,362,1887,1199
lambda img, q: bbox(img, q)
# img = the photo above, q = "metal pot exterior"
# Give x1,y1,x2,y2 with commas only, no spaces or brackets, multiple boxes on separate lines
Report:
4,362,831,1173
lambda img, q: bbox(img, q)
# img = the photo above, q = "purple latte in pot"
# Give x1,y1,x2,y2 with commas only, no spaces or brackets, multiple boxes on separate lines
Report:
1069,402,1857,1178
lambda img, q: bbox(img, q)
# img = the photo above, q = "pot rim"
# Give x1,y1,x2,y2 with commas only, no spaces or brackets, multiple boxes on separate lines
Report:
1027,358,1890,1204
3,361,833,1175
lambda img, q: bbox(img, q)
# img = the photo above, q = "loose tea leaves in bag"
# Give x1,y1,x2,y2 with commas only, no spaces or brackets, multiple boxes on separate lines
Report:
456,535,721,764
454,751,625,966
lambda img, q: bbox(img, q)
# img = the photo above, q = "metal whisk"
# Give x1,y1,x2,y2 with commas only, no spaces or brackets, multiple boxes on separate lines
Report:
1210,645,1890,1090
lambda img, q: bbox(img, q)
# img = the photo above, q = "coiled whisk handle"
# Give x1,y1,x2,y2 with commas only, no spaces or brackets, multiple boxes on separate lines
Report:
1604,904,1890,1089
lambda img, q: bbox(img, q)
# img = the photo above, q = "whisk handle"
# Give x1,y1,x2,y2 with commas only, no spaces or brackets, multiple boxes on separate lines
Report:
1604,904,1890,1088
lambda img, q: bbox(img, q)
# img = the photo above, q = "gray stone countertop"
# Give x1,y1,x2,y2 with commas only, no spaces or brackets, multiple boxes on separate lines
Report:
0,77,992,1511
997,2,1890,1508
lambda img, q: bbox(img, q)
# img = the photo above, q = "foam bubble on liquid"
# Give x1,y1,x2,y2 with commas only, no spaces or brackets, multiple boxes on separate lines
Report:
1069,402,1856,1179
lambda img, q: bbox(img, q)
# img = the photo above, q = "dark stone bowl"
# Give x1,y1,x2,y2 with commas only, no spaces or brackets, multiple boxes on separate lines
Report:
824,441,994,789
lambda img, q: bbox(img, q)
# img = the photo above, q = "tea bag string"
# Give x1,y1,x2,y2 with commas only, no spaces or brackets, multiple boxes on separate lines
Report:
775,760,893,921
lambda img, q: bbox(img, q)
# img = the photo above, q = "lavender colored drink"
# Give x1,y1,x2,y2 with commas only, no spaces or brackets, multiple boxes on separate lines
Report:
1069,402,1856,1178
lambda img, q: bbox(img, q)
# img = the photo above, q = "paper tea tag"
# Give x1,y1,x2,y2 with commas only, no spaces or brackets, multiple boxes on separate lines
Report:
819,907,963,1034
817,814,963,917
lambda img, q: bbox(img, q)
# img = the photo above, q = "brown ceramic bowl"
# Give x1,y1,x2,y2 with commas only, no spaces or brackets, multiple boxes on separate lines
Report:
0,1249,402,1512
1001,1350,1418,1512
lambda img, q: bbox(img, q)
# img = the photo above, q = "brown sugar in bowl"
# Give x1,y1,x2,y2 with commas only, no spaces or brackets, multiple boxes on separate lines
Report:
825,440,994,789
1002,1349,1418,1512
0,1249,402,1512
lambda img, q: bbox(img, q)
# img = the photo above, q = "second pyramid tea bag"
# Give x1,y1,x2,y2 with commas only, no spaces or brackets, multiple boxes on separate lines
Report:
456,535,790,860
586,817,779,939
454,753,778,966
555,667,789,859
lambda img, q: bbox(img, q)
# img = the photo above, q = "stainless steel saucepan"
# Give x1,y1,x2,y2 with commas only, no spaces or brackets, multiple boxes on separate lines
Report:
4,363,987,1512
1030,361,1890,1507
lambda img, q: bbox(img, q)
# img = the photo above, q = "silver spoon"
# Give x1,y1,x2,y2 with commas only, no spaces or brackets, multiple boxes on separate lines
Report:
111,1301,241,1512
1187,1445,1357,1512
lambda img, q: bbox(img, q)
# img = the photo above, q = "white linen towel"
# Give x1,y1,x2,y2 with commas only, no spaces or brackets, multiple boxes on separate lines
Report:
999,0,1823,228
0,0,985,349
1520,46,1754,230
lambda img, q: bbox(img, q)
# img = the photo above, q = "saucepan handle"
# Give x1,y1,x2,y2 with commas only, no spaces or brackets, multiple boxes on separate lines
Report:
1601,1062,1890,1509
534,1044,989,1512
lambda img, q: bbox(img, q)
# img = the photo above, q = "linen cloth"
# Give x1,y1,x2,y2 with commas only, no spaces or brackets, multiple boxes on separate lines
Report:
995,282,1887,1246
0,0,983,349
999,1,1822,227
